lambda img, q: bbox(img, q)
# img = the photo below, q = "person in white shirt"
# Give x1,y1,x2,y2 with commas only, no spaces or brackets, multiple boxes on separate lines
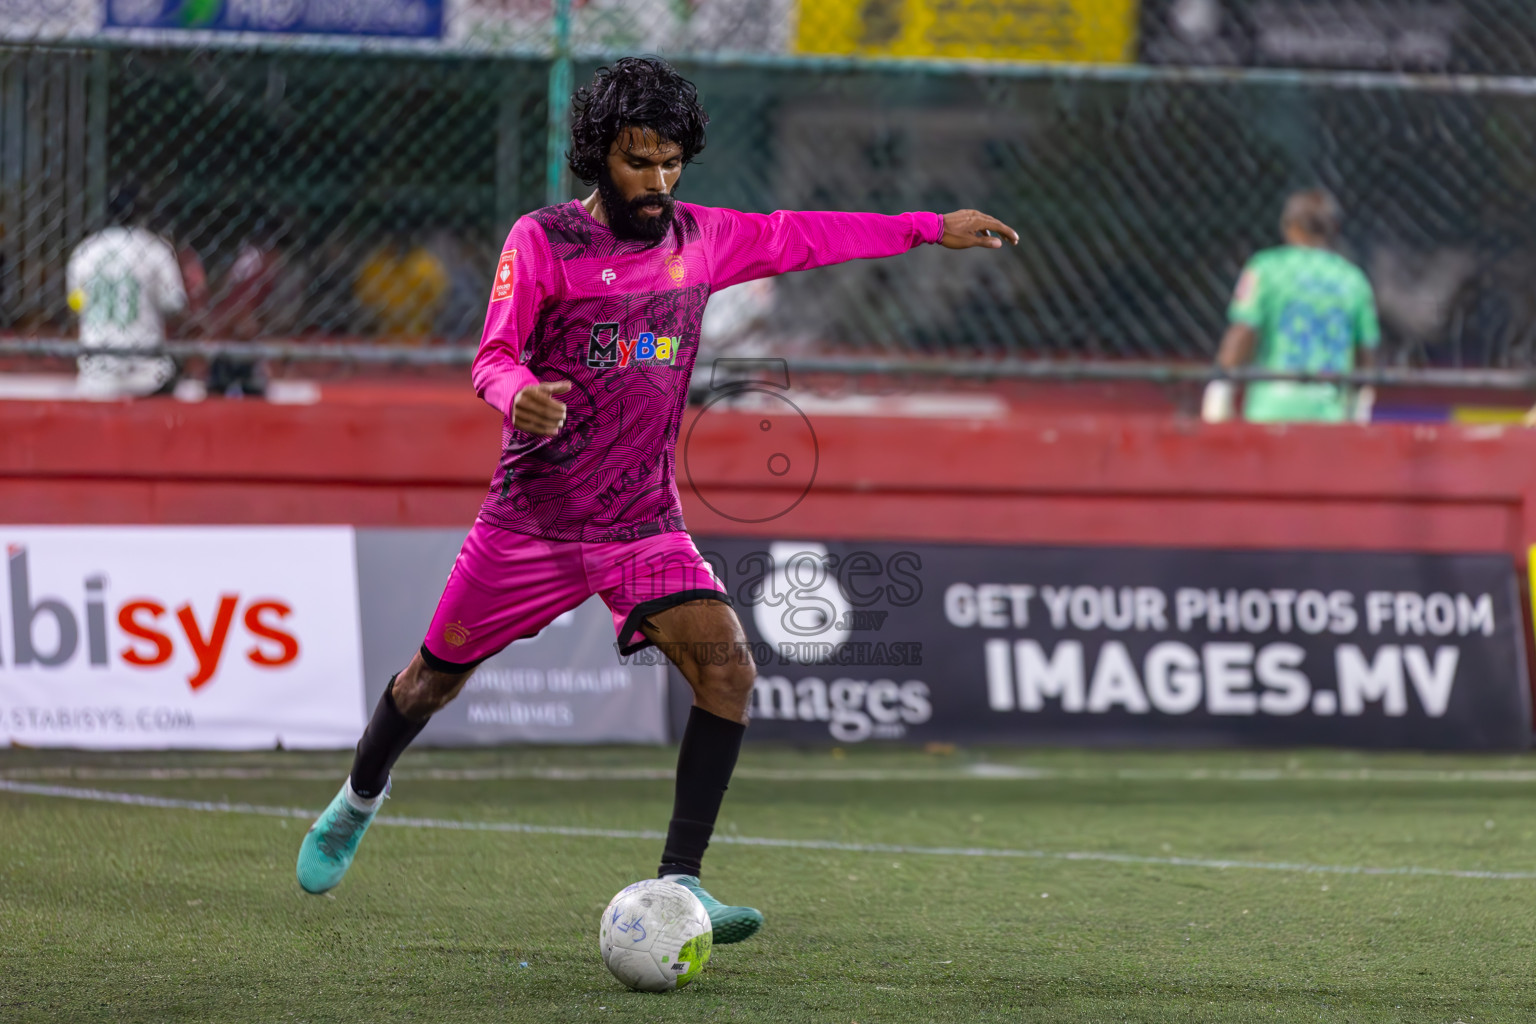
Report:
66,204,187,398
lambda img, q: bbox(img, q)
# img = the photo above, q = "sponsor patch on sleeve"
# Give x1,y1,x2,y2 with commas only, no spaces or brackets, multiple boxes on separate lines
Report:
491,249,517,302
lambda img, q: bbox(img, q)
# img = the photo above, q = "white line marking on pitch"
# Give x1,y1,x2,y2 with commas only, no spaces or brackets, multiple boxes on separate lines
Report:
2,778,1531,882
5,764,1536,784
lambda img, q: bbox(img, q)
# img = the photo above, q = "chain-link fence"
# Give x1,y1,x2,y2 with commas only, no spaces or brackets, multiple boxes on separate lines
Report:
5,1,1536,374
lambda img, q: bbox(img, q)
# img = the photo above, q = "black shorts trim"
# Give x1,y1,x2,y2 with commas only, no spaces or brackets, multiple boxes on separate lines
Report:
418,642,486,675
617,588,733,657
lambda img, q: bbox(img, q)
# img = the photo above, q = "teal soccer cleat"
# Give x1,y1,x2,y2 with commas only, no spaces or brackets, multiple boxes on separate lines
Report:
296,780,386,894
669,875,763,944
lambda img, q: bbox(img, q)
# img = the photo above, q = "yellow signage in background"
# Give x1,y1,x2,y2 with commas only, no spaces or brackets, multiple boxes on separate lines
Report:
797,0,1138,64
1528,545,1536,642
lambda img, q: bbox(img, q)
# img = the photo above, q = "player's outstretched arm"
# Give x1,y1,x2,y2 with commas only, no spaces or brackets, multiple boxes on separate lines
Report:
939,210,1019,250
704,206,1017,293
512,380,571,436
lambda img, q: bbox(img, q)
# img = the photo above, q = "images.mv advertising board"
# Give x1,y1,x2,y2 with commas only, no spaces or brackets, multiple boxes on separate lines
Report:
679,540,1531,750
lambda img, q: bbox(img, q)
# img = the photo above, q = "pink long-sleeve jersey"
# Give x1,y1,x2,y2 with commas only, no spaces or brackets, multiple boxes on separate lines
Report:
472,199,945,542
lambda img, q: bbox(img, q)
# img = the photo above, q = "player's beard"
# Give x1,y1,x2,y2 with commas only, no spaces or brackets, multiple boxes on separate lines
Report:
596,167,676,243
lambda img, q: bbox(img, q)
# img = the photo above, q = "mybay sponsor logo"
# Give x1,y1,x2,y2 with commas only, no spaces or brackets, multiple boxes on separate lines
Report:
585,322,682,369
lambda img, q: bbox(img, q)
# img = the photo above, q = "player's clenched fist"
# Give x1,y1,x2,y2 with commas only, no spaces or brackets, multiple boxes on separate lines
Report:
513,380,572,436
940,209,1019,250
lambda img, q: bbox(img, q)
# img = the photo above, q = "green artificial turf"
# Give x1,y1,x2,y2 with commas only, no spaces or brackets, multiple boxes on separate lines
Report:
3,744,1535,1022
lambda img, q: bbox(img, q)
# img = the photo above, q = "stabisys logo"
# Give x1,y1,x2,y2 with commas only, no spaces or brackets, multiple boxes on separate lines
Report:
586,322,681,369
0,545,299,690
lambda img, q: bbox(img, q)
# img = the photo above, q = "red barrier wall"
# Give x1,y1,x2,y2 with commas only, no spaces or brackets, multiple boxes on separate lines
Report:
4,391,1534,560
5,388,1530,726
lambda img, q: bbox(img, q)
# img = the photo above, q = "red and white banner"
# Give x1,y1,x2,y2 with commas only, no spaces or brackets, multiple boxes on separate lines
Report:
0,527,366,749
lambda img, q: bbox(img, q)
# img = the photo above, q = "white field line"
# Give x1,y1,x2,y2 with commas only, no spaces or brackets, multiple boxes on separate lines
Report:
2,778,1533,882
5,764,1536,784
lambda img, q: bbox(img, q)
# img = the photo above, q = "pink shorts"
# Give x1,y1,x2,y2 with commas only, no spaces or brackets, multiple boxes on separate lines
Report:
419,518,729,670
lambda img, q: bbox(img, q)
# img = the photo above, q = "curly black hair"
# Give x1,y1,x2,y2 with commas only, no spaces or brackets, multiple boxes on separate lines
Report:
566,57,709,187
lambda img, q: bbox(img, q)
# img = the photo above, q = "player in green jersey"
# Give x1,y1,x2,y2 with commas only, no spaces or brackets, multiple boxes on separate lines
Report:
1202,189,1381,424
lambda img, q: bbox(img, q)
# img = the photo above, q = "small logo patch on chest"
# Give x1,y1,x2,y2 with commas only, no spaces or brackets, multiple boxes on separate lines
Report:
666,255,685,285
601,268,616,285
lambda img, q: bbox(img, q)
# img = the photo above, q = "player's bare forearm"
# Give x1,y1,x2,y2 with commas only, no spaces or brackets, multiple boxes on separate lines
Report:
1216,324,1258,370
940,210,1019,250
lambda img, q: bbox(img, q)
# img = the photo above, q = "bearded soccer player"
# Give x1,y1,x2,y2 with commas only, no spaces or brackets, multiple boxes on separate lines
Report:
295,56,1017,942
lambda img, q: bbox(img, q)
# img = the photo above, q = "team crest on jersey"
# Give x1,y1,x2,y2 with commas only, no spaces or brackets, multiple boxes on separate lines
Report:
491,250,517,302
586,322,680,369
443,621,471,647
666,255,685,285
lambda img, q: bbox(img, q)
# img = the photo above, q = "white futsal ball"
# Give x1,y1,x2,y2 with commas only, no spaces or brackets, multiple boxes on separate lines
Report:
599,879,713,992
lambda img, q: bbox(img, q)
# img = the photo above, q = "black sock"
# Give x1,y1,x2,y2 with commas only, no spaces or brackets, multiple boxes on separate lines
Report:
658,706,747,879
349,677,430,799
